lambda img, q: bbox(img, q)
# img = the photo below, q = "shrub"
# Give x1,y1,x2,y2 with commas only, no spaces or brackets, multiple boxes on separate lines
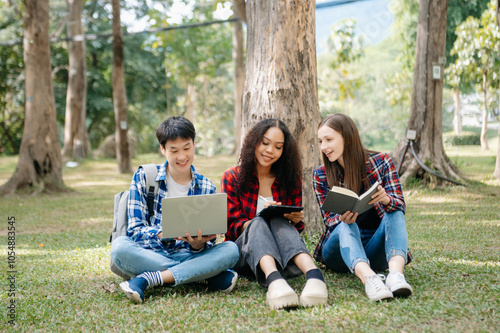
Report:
443,131,480,146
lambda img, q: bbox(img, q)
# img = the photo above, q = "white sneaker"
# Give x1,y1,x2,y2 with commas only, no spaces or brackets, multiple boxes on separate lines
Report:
365,274,393,301
385,271,412,297
266,279,299,310
300,279,328,307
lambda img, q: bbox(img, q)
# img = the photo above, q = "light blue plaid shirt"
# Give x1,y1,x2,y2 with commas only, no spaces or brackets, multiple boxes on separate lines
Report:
127,161,217,253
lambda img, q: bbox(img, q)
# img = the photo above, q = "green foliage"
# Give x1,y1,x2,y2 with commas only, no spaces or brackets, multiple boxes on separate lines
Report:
143,0,235,155
450,1,500,87
321,18,364,104
319,35,407,149
448,0,500,121
443,131,481,146
327,18,363,69
0,0,235,157
0,150,498,331
446,0,490,65
0,2,24,155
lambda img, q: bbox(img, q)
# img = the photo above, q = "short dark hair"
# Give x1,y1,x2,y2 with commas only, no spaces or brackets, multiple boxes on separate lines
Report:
156,116,196,148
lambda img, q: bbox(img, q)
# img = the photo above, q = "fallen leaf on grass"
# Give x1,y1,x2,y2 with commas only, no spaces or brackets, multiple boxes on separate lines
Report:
102,283,116,293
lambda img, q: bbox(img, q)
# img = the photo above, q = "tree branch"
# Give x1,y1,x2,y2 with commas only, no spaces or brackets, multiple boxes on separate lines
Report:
232,0,246,23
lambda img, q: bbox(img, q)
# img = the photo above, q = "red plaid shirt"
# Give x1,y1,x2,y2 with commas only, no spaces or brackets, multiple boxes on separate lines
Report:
221,166,305,241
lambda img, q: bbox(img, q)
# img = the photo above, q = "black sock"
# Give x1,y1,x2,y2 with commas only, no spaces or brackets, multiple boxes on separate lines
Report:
306,268,324,282
266,271,283,285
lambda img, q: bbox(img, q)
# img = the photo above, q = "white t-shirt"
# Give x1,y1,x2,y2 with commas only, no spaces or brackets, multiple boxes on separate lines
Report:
166,171,192,198
256,195,273,214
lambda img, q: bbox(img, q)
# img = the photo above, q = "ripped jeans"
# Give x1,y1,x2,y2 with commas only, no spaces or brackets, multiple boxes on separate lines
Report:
321,211,409,273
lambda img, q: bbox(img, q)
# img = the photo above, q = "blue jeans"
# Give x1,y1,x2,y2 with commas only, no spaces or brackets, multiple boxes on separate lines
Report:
111,236,239,286
322,211,408,273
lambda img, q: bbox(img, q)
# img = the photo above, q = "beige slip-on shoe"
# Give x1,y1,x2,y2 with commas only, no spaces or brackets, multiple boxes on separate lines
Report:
266,279,299,310
300,279,328,307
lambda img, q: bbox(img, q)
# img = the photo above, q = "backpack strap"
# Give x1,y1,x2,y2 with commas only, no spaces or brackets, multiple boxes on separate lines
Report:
139,164,159,225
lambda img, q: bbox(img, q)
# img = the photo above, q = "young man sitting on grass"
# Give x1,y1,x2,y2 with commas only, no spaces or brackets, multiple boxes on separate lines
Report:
111,116,239,303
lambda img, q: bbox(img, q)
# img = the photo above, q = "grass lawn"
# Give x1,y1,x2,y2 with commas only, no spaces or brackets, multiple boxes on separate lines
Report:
0,140,499,332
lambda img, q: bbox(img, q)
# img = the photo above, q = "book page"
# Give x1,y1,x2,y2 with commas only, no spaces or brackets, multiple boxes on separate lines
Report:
330,186,358,198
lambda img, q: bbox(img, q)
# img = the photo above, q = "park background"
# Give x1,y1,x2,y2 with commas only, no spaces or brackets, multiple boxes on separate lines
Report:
1,0,499,331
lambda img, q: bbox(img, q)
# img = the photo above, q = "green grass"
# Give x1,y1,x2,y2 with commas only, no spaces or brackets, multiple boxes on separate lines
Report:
0,146,499,332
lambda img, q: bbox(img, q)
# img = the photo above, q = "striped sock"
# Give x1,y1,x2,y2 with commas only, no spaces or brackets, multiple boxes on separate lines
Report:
136,271,163,289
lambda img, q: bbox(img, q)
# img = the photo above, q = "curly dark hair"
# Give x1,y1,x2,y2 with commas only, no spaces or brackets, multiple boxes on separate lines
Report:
237,118,302,195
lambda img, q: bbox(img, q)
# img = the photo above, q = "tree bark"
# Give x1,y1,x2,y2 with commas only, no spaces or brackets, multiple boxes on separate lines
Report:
0,0,65,196
231,0,245,155
392,0,463,185
62,0,89,161
480,70,489,150
185,83,196,122
453,87,462,135
494,0,500,179
233,0,246,22
111,0,132,173
494,123,500,179
243,0,322,231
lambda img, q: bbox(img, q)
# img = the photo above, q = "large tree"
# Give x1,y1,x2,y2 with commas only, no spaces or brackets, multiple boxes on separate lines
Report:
111,0,132,173
61,0,89,161
0,0,64,196
392,0,463,185
494,0,500,179
231,0,245,155
242,0,322,231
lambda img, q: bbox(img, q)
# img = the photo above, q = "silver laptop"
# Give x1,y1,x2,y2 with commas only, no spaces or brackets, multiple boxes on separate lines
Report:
161,193,227,239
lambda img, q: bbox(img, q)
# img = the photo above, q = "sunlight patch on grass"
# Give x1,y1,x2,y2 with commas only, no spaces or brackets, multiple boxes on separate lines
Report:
69,180,130,188
483,178,500,187
411,196,465,204
436,257,500,267
78,217,109,228
412,211,458,218
465,219,500,227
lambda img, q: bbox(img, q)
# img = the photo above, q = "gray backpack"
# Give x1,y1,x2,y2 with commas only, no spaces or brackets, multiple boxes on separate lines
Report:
110,164,159,279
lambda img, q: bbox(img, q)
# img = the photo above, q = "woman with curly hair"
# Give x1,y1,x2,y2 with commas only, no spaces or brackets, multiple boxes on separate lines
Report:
221,118,328,310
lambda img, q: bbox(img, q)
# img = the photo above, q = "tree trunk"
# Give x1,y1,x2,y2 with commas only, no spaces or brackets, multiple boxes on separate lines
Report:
111,0,132,173
62,0,89,161
0,0,65,196
185,83,196,122
453,87,462,135
231,0,245,155
480,70,489,150
243,0,322,232
392,0,462,185
165,55,171,114
233,0,246,22
494,122,500,179
494,0,500,179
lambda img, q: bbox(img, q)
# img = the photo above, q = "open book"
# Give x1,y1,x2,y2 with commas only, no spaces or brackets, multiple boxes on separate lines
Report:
321,181,380,215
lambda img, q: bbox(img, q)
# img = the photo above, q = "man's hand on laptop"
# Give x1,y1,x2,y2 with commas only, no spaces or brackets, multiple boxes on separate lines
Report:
177,229,216,250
